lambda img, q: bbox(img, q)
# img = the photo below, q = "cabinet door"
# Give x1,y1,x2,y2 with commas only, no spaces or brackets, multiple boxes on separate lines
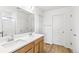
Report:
35,43,40,53
34,38,41,53
26,48,34,53
34,37,44,53
39,40,44,53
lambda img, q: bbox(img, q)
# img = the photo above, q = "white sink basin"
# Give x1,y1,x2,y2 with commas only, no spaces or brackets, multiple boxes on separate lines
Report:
1,40,26,48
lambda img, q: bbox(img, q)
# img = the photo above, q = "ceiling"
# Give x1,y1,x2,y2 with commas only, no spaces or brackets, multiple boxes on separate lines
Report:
37,6,68,12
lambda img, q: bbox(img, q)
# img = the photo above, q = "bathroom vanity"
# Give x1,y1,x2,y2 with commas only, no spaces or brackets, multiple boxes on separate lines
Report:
14,36,44,53
0,33,44,53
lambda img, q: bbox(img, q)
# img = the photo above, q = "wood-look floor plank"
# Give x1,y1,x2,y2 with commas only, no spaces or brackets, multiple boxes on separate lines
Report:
44,43,72,53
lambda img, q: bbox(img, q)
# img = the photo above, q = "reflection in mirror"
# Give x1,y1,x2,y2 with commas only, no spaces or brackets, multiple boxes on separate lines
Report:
0,6,17,37
16,7,34,34
0,6,34,37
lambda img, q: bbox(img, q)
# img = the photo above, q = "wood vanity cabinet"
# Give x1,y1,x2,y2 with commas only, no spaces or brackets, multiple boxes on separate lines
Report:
14,36,44,53
34,37,44,53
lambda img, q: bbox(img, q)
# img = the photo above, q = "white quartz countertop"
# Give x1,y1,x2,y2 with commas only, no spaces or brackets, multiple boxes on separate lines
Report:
0,33,44,53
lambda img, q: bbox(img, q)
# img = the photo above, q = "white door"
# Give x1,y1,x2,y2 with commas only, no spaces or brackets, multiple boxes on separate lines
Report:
52,14,66,46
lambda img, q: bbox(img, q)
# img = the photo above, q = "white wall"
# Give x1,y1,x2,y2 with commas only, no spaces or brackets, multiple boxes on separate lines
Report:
34,7,44,33
72,7,79,52
39,15,44,34
0,16,2,37
43,7,73,48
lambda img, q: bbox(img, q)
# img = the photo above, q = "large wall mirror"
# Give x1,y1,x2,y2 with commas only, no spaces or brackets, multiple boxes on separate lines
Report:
0,6,34,37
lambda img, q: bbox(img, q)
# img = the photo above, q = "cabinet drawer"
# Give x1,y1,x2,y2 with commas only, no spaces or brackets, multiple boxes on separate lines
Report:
15,42,34,53
35,44,40,53
40,40,44,52
26,48,34,53
34,37,44,53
